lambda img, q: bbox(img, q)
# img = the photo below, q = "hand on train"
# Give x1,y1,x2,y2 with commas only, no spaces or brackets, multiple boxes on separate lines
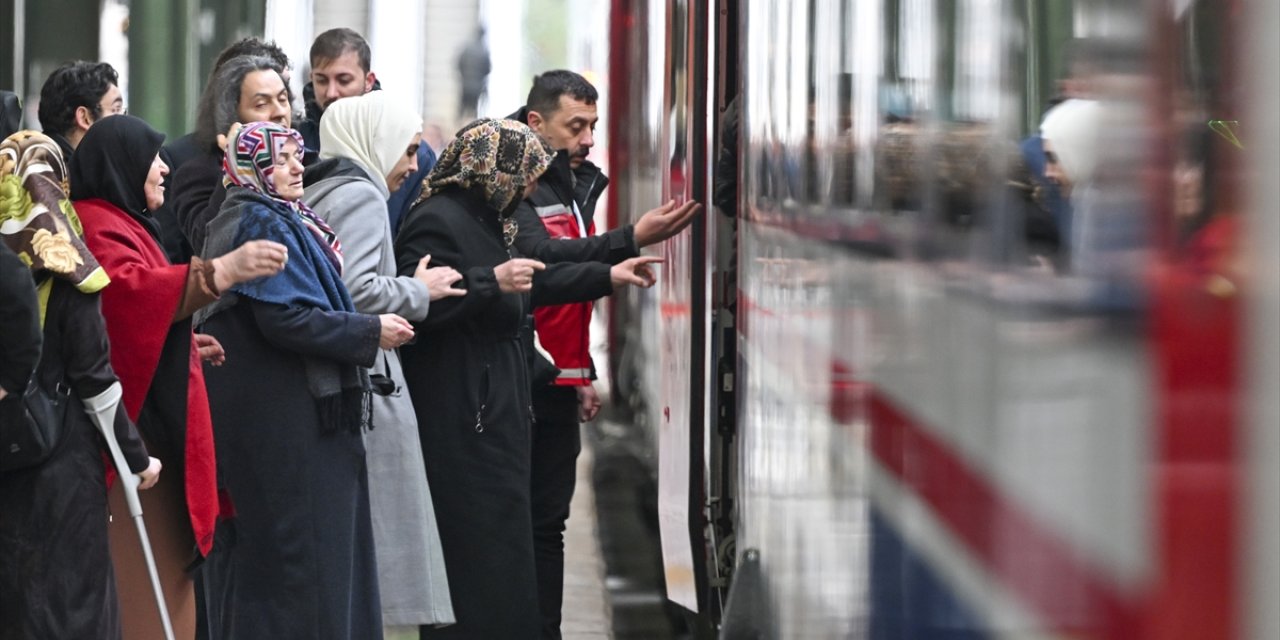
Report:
212,240,290,292
414,255,466,300
633,199,703,247
577,383,602,423
610,255,663,289
195,333,226,366
494,258,546,294
378,314,415,350
137,456,163,491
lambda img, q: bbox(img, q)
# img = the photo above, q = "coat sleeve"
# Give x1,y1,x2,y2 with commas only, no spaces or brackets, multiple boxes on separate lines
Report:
61,289,150,472
530,261,613,308
395,205,504,331
248,299,382,368
170,156,223,255
319,181,432,320
0,242,41,395
512,200,639,265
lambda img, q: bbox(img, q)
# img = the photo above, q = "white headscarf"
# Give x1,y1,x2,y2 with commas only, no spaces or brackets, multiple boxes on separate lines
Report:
318,91,422,198
1040,98,1101,188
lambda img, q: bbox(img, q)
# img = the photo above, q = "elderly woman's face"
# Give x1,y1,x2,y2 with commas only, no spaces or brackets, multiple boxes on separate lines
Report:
238,70,292,128
271,139,306,201
144,153,169,210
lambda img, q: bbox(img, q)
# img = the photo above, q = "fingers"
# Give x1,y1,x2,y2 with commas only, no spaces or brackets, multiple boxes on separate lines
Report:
636,266,657,287
419,254,432,268
441,285,467,298
628,255,666,266
511,258,546,271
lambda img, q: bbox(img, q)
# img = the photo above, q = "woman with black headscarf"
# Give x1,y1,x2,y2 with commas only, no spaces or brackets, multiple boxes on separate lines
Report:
0,130,157,640
69,114,288,638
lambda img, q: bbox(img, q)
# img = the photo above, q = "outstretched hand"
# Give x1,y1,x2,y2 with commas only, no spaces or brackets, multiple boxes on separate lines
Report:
610,255,663,289
633,199,703,247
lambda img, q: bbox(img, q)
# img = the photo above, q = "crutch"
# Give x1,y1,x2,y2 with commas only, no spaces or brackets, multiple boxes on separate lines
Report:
83,381,177,640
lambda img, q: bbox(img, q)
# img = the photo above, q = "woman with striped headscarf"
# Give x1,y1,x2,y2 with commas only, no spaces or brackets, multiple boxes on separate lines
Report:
197,121,413,639
0,130,157,640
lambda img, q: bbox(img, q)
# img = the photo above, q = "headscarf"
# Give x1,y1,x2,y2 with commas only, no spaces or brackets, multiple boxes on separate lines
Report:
68,114,166,242
223,121,344,274
1039,99,1101,189
0,130,109,296
204,121,370,434
319,91,422,199
420,118,554,243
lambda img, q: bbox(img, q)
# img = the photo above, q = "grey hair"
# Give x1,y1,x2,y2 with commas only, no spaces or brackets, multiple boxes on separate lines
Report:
194,54,287,153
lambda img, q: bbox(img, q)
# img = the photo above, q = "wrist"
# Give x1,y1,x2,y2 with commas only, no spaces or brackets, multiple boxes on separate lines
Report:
211,256,233,293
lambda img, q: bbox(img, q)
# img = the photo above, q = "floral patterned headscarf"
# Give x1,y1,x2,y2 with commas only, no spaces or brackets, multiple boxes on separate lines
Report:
223,121,345,274
0,130,109,294
420,118,554,227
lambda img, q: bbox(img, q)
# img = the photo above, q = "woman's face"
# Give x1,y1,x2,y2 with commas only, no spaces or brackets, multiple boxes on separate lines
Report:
143,153,170,210
385,133,423,194
1042,138,1072,196
271,139,306,201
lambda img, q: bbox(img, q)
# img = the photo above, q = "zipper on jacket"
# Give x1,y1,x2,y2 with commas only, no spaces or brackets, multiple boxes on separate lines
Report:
475,365,490,433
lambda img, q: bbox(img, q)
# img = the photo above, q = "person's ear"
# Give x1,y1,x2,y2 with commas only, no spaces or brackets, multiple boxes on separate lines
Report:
527,110,545,133
74,105,95,132
365,71,377,93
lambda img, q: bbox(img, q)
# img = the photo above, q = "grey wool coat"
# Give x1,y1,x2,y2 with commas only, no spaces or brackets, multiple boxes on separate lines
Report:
304,159,455,627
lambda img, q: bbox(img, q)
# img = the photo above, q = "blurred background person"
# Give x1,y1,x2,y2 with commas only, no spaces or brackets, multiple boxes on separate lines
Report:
36,62,124,162
456,26,491,122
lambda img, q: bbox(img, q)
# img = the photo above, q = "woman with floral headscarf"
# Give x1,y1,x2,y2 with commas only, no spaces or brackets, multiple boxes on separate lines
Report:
70,114,288,638
0,130,158,640
395,118,620,638
197,121,413,639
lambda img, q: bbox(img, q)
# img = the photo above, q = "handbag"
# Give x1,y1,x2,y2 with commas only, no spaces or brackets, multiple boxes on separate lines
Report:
0,374,71,472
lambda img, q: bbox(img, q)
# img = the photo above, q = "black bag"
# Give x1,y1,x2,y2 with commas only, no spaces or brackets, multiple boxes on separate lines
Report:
0,375,71,472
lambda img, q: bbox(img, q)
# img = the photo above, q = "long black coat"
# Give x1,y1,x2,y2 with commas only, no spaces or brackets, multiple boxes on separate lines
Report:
395,188,609,638
0,280,148,640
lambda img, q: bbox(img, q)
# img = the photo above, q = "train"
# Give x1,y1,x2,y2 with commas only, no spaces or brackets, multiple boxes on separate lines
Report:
600,0,1279,638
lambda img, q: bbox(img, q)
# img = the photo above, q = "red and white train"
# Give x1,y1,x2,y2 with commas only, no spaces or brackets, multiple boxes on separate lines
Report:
601,0,1278,638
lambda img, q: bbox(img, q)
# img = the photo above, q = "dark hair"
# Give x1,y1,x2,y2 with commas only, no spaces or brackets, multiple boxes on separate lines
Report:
213,37,291,74
310,28,371,73
193,55,285,153
37,61,119,136
525,70,597,116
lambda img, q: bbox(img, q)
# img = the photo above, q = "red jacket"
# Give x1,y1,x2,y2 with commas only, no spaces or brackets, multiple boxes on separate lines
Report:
532,202,595,386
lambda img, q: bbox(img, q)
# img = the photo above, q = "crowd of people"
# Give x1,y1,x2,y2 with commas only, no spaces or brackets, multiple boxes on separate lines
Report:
0,26,700,640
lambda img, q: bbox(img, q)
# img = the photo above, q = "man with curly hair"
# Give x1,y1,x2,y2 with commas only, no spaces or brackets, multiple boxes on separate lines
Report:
37,61,124,160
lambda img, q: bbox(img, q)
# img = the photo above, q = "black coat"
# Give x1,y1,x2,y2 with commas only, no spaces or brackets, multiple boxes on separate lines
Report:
394,187,608,638
0,280,148,640
169,152,226,256
0,243,40,395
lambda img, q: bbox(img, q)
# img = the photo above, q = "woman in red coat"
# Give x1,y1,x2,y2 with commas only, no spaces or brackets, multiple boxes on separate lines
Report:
69,115,287,638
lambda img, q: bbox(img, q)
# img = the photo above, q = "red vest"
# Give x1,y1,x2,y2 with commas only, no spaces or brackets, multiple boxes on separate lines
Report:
532,203,594,386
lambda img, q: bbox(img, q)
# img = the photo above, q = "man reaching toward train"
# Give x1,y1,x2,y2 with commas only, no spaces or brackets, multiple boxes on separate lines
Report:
508,69,702,638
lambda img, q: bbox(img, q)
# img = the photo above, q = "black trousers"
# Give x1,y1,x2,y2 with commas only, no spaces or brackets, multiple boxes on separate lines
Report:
530,387,582,639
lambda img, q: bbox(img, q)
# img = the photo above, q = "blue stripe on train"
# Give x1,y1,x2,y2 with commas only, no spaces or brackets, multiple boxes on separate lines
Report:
870,507,992,640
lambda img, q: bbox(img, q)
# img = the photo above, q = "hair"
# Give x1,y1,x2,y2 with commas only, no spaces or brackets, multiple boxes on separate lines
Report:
525,70,597,116
193,55,285,153
37,61,119,137
310,28,371,73
213,37,291,74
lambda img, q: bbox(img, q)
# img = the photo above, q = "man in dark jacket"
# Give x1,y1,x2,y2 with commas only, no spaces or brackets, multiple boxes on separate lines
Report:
295,27,435,233
508,69,701,639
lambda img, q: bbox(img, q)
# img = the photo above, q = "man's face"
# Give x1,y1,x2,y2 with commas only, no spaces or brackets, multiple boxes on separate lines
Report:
237,70,292,128
529,96,598,168
311,51,374,111
96,83,125,120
